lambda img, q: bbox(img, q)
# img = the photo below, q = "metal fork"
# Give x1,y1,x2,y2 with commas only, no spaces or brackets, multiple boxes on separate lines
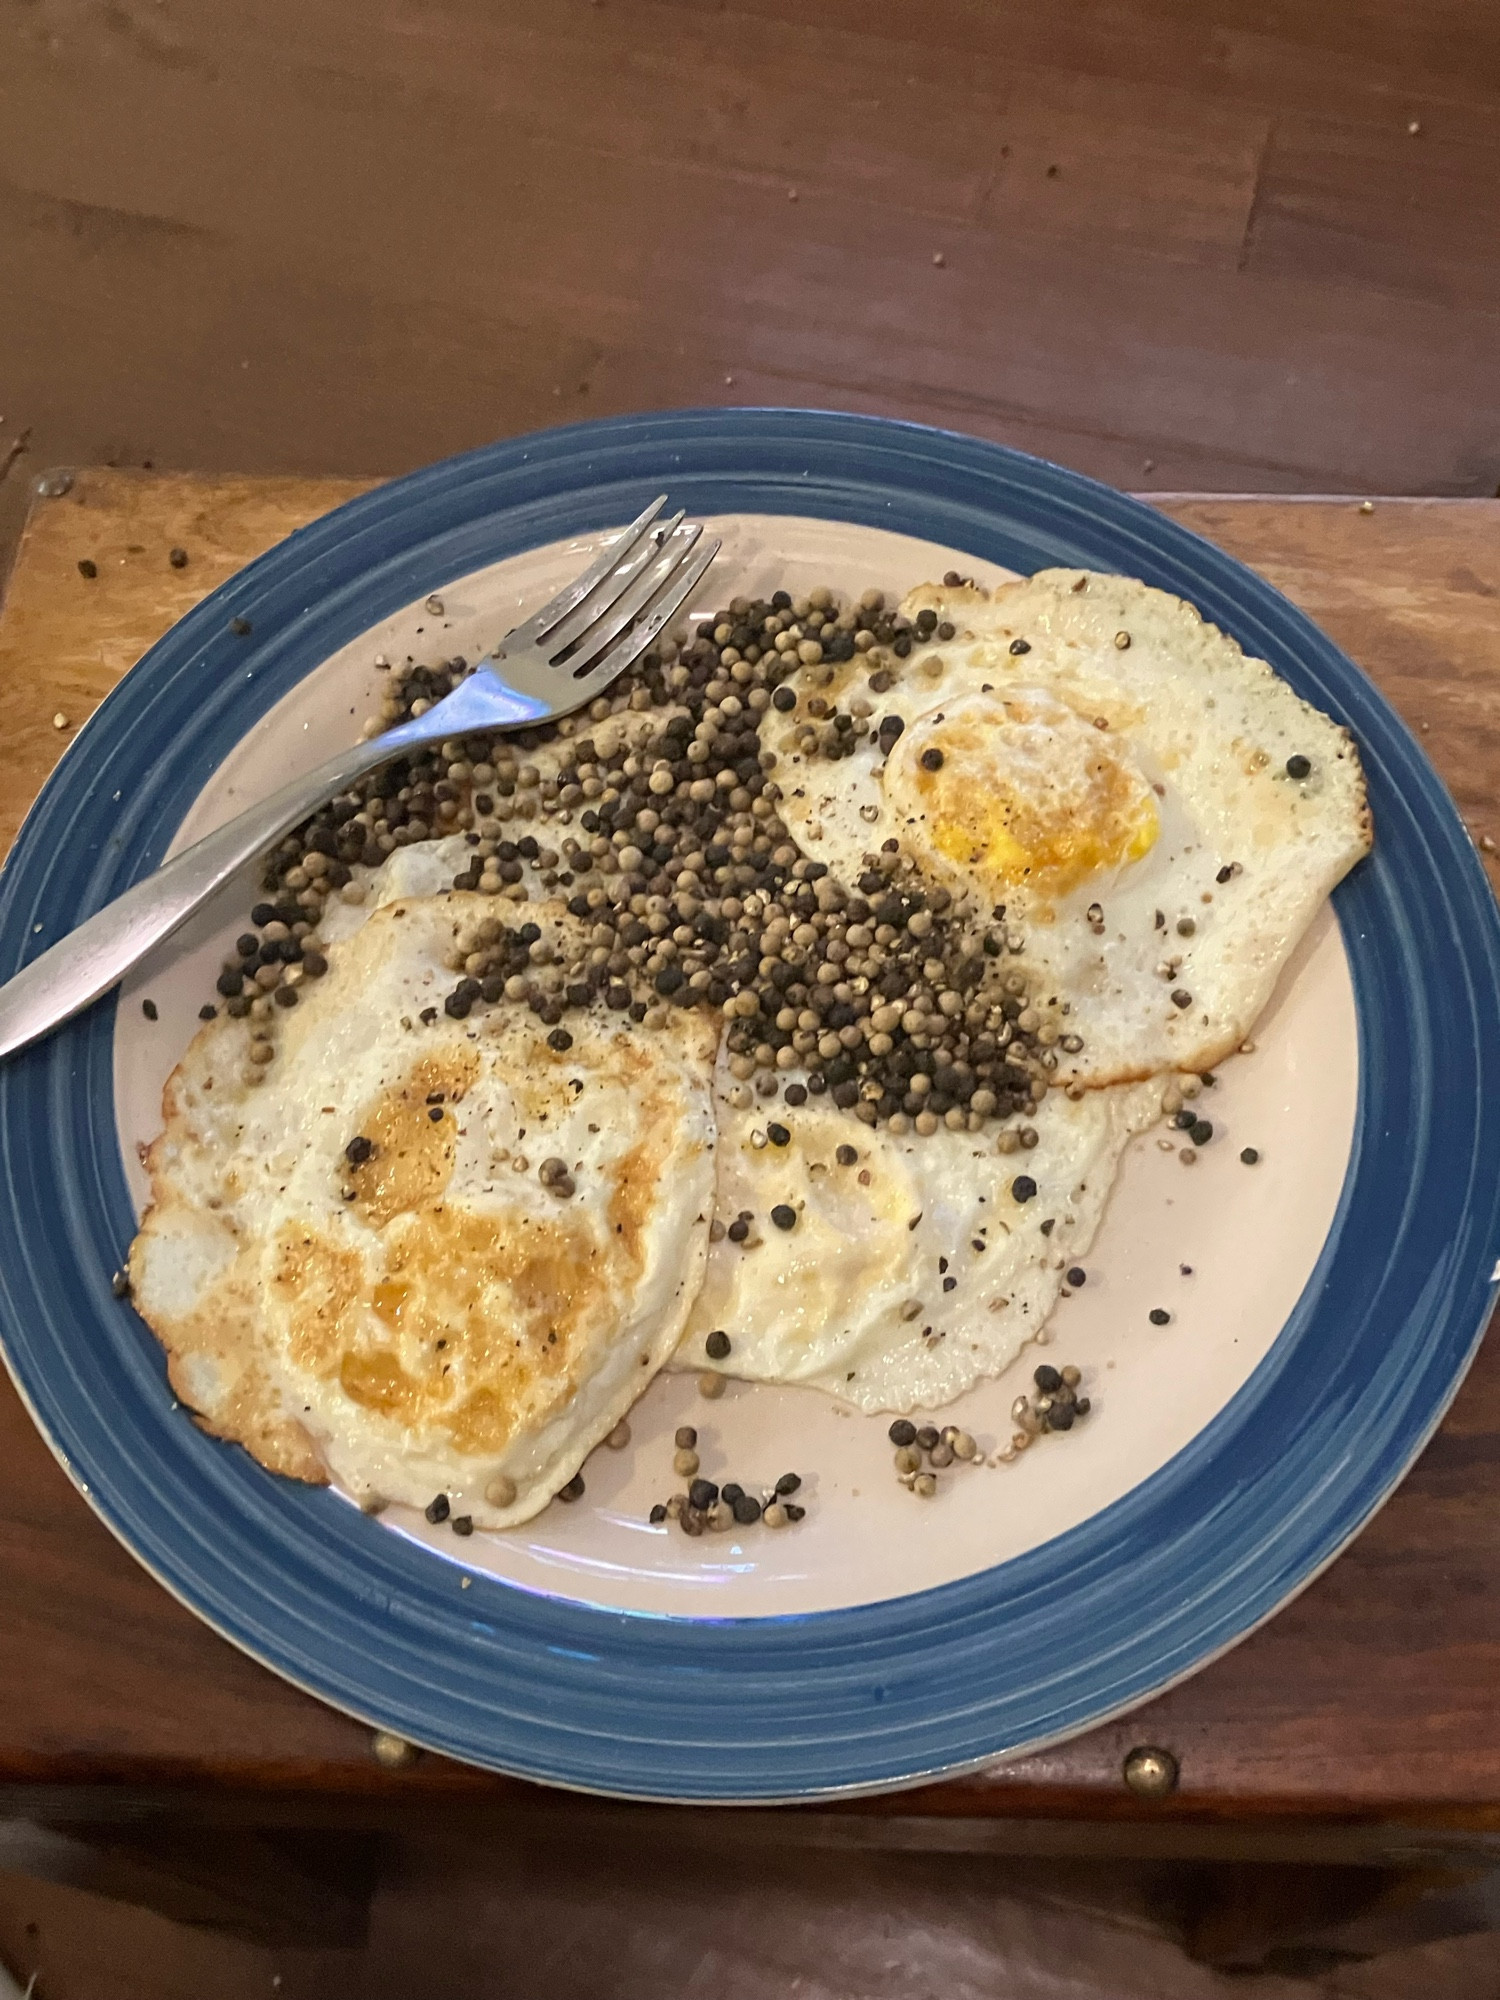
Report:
0,496,718,1061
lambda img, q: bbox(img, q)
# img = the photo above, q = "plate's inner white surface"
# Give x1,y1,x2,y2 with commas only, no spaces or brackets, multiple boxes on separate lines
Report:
114,515,1359,1618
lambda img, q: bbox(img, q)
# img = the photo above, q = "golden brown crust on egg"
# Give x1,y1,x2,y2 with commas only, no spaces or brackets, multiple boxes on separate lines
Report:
129,1015,333,1485
129,1217,332,1485
264,1032,688,1462
128,895,718,1523
179,1351,330,1483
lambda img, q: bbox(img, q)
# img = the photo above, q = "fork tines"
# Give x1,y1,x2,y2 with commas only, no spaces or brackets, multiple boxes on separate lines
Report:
505,496,720,694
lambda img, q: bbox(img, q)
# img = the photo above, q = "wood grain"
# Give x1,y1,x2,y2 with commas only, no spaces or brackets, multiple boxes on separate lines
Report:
3,0,1500,578
0,474,365,856
1247,112,1500,311
0,472,1496,1835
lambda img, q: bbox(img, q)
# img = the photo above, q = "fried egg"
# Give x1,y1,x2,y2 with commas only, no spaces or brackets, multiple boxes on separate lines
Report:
677,1053,1159,1411
764,570,1371,1085
129,895,717,1526
320,835,473,931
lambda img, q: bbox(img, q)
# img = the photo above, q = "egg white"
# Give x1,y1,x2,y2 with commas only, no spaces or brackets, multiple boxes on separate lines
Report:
677,1049,1160,1412
763,569,1371,1086
130,894,717,1527
318,851,1163,1415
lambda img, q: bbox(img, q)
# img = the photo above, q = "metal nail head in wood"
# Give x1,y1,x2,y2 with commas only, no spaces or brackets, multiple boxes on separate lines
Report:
371,1729,419,1770
1123,1745,1179,1796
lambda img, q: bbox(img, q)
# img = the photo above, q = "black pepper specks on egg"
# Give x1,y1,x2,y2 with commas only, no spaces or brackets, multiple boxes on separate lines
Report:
1286,754,1312,779
203,569,1086,1299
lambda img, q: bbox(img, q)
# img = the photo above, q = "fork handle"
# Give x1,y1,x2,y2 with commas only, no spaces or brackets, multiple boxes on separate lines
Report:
0,653,559,1060
0,695,491,1063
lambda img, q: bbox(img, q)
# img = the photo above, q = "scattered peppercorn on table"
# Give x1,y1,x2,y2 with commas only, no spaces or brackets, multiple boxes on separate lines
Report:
0,472,1497,1868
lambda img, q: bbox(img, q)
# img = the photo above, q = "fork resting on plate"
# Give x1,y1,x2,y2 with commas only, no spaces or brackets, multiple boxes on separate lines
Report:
0,496,718,1062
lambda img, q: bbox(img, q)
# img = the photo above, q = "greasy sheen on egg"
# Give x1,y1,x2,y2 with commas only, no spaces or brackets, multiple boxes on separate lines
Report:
129,895,717,1527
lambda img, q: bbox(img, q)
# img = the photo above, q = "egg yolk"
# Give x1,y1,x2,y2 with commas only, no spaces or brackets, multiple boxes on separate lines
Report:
900,692,1159,898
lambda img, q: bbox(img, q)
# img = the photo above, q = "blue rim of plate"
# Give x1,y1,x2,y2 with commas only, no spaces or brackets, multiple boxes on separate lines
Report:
1,410,1497,1802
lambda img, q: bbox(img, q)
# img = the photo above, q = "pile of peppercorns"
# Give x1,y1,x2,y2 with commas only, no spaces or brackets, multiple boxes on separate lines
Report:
204,584,1074,1140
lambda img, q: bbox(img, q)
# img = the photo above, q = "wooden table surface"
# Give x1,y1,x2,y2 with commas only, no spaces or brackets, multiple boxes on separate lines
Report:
1,471,1497,1858
7,0,1500,575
